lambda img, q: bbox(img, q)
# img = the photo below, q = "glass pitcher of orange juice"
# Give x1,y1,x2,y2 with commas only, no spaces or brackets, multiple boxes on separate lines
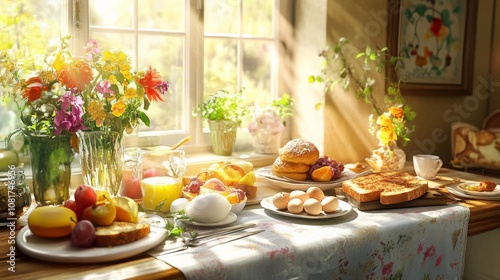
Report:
138,146,186,212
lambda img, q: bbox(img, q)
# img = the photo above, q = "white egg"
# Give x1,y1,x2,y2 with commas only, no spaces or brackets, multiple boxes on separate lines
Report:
321,196,339,213
306,187,325,201
170,198,189,213
287,198,304,214
185,193,231,223
303,198,322,215
290,190,309,202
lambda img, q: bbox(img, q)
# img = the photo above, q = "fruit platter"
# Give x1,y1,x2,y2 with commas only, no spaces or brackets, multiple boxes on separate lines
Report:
16,185,167,263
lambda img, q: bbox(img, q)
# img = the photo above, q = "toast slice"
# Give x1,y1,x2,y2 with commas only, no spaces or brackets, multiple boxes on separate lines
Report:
94,221,150,247
342,172,428,205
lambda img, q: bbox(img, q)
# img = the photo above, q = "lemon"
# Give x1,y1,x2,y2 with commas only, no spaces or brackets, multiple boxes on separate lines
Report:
238,170,256,186
112,196,139,223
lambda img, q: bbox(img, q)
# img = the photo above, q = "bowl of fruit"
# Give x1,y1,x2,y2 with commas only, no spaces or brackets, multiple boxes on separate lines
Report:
183,177,247,213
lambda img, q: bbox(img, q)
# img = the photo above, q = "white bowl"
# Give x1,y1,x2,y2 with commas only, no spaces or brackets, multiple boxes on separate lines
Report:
230,196,247,213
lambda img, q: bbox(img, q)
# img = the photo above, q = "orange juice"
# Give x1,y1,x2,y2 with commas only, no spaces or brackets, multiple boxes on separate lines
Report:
141,176,182,212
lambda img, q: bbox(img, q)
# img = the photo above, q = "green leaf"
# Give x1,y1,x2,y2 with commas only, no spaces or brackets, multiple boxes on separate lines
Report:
138,110,150,127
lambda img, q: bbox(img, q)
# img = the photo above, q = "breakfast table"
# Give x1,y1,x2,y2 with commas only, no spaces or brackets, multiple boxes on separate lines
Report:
1,167,499,280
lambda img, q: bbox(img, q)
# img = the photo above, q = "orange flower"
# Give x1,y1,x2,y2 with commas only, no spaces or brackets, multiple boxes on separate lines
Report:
58,59,93,91
388,107,404,119
23,76,43,102
138,66,164,102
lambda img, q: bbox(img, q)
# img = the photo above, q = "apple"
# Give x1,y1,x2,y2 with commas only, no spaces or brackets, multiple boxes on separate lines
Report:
143,168,160,178
74,185,97,210
63,199,78,214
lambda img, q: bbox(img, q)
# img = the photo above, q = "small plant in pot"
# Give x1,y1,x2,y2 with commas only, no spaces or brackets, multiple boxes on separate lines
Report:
248,93,294,154
193,89,249,156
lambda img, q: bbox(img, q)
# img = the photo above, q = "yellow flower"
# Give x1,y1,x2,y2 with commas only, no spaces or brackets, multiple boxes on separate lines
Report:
377,126,397,146
124,87,137,99
376,113,393,128
112,99,126,117
87,100,107,127
108,75,118,85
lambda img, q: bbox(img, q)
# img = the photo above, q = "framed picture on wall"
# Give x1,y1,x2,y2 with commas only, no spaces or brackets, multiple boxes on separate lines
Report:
387,0,478,95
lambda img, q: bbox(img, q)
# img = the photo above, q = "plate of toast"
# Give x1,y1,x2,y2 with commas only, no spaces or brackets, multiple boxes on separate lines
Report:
16,215,167,263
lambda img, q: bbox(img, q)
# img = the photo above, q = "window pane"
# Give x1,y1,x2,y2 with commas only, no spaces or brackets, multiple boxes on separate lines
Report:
242,0,273,37
89,0,133,28
138,0,185,31
0,0,62,140
138,35,185,131
88,32,134,57
205,0,239,34
204,38,238,95
243,40,272,106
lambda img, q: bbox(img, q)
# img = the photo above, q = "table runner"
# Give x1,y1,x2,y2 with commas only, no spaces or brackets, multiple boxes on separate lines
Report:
151,204,470,279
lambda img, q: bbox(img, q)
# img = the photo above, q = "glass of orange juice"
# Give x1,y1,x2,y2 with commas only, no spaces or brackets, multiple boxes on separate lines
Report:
138,147,186,212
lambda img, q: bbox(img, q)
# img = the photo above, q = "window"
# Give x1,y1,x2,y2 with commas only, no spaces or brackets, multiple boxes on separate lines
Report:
1,0,289,154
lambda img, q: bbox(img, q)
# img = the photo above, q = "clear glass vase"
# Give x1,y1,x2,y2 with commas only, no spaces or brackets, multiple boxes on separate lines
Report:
24,132,74,206
365,141,406,173
77,131,124,196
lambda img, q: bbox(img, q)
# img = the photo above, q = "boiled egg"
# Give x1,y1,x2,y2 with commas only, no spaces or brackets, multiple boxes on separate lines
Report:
303,198,322,215
306,187,325,201
272,192,291,210
287,198,304,214
185,193,231,223
321,196,339,213
170,198,189,213
290,190,309,202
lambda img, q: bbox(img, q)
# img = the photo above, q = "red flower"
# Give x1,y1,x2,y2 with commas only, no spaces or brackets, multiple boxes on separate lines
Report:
138,66,164,102
23,76,43,102
430,17,443,37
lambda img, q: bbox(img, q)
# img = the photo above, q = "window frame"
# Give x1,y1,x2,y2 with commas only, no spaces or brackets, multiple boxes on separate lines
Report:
60,0,291,154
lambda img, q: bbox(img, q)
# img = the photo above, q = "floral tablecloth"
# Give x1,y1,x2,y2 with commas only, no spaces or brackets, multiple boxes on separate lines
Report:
151,204,470,280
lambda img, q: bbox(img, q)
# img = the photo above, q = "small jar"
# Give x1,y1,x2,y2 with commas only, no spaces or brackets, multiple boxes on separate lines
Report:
0,166,31,225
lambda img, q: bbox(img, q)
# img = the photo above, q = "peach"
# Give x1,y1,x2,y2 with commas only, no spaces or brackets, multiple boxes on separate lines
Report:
311,166,334,182
203,178,227,191
211,164,245,186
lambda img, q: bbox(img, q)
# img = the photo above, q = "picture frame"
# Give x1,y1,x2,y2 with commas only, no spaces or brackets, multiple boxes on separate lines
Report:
387,0,478,96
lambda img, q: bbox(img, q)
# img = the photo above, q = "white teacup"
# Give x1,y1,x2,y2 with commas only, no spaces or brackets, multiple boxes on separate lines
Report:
413,154,443,180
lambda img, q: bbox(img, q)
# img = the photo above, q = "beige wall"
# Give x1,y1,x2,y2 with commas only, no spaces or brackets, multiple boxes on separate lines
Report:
294,0,498,166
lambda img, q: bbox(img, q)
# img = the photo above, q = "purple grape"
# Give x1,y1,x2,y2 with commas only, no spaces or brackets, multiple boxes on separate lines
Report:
71,220,96,248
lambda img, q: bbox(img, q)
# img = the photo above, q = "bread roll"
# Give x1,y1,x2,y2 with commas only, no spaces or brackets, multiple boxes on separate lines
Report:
272,157,310,173
279,138,319,165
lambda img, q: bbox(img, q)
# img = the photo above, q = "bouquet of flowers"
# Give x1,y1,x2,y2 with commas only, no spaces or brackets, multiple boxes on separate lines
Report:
1,36,168,138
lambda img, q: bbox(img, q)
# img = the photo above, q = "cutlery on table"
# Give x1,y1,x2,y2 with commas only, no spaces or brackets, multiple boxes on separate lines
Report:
150,223,261,256
434,189,466,203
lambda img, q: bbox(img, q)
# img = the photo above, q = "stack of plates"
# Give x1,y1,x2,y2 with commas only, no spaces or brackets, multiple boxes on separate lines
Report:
446,181,500,200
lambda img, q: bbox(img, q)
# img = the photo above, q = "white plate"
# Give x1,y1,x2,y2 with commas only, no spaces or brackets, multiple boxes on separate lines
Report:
446,185,500,201
456,182,500,197
16,223,167,263
180,212,237,227
256,166,371,191
260,196,352,219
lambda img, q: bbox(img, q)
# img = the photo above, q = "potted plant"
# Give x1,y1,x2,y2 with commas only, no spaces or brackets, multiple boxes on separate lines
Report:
309,37,416,172
248,93,294,154
193,89,249,156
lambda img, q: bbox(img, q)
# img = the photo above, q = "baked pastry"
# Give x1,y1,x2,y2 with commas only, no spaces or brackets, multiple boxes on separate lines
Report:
279,138,319,165
479,181,497,192
94,222,150,247
342,172,428,205
272,157,310,173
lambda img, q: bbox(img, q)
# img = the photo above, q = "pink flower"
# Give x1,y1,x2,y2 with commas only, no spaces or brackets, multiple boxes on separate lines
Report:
95,80,115,97
54,91,86,134
84,39,101,61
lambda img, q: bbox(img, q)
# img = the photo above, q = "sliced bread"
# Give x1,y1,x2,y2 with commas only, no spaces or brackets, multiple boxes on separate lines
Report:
342,172,428,205
94,221,150,247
